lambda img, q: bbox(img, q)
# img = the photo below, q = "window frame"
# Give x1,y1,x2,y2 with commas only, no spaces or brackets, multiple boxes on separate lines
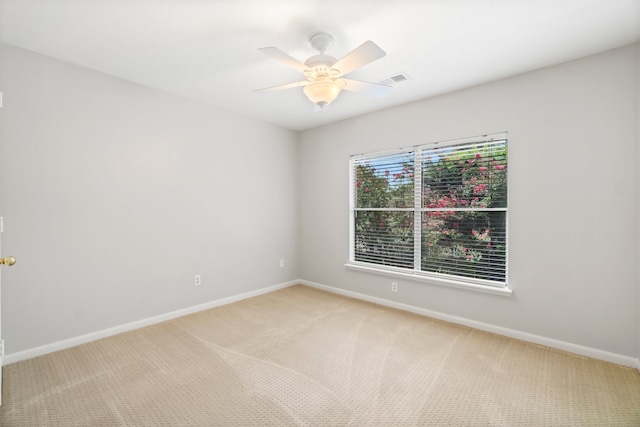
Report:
347,133,511,296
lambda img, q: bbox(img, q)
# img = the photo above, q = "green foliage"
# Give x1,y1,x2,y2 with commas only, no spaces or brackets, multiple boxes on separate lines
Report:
355,161,414,209
354,161,415,268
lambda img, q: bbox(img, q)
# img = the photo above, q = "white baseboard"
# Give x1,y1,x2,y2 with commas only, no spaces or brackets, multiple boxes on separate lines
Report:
4,280,299,365
299,279,640,369
6,278,639,371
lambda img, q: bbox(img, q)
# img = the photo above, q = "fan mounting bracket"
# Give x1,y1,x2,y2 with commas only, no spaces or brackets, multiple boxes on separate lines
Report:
309,32,334,54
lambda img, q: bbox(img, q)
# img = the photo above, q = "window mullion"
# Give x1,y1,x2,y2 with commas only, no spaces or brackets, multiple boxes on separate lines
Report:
413,150,422,271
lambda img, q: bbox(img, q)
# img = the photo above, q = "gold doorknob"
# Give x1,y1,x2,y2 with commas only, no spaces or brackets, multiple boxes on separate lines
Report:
0,256,16,266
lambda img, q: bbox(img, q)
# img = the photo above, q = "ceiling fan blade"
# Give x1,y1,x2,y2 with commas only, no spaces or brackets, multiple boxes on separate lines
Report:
332,41,386,77
253,80,309,94
340,78,392,99
258,47,310,73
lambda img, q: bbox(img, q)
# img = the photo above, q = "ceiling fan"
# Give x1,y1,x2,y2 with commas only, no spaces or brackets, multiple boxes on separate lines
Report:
254,33,392,110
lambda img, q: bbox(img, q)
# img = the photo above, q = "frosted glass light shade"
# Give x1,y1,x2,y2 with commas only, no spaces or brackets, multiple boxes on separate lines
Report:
303,80,342,107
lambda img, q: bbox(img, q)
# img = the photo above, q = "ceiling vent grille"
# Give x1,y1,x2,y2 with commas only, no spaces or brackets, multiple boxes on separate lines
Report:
379,72,411,86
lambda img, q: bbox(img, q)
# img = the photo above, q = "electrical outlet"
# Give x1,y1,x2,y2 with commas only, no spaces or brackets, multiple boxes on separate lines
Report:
280,258,285,268
194,275,201,286
391,282,398,292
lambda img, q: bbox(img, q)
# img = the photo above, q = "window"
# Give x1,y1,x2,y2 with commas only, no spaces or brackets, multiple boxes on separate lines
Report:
349,134,508,289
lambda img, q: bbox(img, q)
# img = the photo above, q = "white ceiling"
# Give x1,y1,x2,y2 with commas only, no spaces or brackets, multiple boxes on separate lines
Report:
1,0,639,131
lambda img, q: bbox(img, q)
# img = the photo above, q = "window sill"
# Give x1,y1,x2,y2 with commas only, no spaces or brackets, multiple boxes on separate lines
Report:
344,263,513,297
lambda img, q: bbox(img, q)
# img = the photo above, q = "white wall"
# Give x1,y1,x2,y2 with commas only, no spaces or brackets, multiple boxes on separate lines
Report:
0,44,299,354
299,44,639,360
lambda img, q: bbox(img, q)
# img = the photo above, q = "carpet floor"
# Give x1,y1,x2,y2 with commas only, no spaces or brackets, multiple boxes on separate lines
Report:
1,284,639,426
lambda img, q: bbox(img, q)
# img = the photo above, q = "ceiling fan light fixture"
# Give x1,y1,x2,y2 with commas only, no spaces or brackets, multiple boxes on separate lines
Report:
303,79,342,107
256,33,390,110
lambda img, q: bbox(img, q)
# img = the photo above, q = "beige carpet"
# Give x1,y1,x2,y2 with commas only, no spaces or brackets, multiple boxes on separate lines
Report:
1,285,639,426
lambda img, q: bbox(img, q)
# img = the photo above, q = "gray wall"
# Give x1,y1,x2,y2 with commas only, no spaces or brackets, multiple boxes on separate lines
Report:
0,44,299,354
298,44,639,359
1,42,638,364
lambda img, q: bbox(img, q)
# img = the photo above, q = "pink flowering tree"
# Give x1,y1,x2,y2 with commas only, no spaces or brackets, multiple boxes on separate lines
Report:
422,145,507,281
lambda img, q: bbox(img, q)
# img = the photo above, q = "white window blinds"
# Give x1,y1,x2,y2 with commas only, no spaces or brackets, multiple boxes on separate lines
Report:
350,134,508,287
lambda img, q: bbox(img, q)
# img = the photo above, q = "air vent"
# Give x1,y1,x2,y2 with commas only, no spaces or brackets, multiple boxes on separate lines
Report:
378,72,411,86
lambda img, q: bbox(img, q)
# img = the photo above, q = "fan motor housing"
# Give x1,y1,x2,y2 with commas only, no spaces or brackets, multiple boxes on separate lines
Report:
304,54,337,69
304,54,339,81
